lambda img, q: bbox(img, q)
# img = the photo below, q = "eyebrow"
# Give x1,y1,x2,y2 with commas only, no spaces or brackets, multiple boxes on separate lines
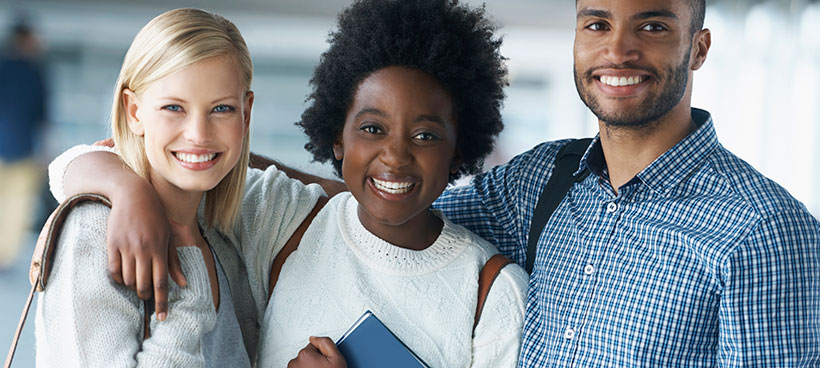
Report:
354,107,387,119
577,8,679,21
417,114,446,127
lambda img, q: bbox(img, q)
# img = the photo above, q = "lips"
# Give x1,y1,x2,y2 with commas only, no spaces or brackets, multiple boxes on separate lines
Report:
372,177,415,194
173,152,218,163
171,150,221,170
598,75,647,87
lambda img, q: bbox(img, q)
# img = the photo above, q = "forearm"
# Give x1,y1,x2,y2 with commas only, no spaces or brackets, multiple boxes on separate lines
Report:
249,152,347,196
63,150,152,203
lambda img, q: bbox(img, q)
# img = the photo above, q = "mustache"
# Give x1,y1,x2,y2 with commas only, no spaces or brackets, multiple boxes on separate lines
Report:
583,63,659,80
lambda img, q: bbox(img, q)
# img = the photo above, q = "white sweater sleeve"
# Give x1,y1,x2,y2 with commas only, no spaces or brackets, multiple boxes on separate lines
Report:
48,144,117,202
223,166,325,318
35,203,216,368
470,263,528,368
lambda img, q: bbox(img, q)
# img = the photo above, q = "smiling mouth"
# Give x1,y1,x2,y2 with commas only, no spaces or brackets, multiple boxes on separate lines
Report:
371,178,415,194
173,152,219,163
597,75,648,87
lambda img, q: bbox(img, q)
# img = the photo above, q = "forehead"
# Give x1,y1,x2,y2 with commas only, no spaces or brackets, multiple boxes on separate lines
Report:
576,0,691,22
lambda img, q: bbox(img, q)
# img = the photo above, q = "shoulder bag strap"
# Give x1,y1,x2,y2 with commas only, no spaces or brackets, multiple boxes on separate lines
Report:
525,138,593,274
268,196,329,300
6,193,115,368
473,253,513,333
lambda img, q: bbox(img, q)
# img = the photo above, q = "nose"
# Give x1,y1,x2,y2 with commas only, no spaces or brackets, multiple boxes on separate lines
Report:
182,112,212,145
603,27,640,65
378,134,413,168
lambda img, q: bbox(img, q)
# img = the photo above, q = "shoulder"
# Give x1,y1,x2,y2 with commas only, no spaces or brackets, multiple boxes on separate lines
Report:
55,201,110,250
485,139,569,178
704,147,819,255
707,146,809,217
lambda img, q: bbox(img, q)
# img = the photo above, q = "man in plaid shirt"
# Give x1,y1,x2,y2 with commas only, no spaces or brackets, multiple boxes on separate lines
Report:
435,0,819,366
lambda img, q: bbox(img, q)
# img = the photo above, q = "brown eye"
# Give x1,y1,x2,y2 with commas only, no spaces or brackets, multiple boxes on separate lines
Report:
360,124,382,134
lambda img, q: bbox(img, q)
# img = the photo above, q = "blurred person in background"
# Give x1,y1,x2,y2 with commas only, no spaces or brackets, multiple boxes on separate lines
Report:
0,20,48,271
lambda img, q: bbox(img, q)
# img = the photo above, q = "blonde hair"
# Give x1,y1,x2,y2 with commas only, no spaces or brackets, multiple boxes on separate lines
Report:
111,8,252,232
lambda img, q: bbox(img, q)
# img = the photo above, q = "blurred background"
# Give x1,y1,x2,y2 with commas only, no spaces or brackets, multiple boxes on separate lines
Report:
1,0,818,364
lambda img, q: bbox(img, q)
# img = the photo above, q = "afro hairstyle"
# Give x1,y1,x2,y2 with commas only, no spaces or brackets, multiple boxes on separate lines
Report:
296,0,507,181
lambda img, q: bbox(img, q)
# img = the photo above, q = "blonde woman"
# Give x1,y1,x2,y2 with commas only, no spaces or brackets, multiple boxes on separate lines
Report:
34,8,322,367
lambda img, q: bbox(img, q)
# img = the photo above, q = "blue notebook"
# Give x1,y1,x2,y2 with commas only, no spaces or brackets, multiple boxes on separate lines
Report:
336,310,430,368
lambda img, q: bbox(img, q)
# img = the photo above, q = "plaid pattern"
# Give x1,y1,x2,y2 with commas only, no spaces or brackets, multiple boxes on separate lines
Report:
435,109,820,367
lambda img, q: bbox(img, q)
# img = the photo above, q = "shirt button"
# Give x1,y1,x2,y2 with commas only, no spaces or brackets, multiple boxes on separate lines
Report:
606,202,618,214
584,264,595,275
564,327,576,340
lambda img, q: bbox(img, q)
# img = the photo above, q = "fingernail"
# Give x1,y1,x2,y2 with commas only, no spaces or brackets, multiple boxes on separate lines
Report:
158,312,167,321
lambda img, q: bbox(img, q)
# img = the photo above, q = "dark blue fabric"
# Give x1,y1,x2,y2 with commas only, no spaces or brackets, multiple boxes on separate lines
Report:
0,56,47,161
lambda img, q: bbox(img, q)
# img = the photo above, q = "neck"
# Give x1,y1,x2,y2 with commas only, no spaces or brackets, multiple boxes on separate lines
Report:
599,102,695,194
357,206,443,251
150,175,204,230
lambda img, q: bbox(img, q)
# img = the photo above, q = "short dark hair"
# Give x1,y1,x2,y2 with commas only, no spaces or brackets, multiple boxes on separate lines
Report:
296,0,507,181
690,0,706,33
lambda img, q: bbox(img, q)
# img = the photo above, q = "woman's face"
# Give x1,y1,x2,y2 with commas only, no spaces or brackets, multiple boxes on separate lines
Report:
334,66,460,237
124,54,252,195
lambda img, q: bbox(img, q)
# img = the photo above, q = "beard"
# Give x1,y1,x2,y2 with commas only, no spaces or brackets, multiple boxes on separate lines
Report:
574,51,690,128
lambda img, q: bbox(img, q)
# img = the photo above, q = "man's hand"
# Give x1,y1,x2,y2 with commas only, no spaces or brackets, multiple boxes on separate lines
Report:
287,336,347,368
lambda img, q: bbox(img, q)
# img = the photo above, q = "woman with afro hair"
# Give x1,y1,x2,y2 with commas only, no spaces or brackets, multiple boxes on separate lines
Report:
269,0,527,367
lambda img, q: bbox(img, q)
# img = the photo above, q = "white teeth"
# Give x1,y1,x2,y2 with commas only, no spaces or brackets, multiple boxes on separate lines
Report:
600,75,646,87
174,152,216,163
372,178,414,194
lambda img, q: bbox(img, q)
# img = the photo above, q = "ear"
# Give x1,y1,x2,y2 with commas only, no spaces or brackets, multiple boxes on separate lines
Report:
243,91,254,134
689,28,711,71
122,89,144,136
449,148,463,175
332,135,344,161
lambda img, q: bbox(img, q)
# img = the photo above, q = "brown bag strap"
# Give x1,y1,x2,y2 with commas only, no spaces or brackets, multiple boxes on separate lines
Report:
268,196,328,300
5,193,153,368
473,253,513,333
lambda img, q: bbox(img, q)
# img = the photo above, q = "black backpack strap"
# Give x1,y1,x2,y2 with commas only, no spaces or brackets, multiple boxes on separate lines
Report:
525,138,593,274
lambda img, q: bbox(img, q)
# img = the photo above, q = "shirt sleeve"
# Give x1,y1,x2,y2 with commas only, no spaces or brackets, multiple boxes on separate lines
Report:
717,208,820,366
434,148,535,265
35,203,217,368
470,262,528,368
47,144,117,203
222,166,325,317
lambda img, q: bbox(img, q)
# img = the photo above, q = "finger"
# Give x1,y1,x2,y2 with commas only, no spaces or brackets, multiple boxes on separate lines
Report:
135,255,153,300
168,240,187,287
152,258,169,321
310,336,339,357
93,137,115,147
108,248,124,285
121,253,137,292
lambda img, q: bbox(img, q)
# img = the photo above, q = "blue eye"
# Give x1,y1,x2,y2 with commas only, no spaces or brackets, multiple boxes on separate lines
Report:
213,105,235,113
162,104,182,112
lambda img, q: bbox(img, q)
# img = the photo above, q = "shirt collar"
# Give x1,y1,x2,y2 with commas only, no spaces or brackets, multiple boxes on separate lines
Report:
578,108,718,196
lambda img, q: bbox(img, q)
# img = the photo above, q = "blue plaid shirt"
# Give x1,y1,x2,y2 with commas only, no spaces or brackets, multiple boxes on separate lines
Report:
435,109,820,367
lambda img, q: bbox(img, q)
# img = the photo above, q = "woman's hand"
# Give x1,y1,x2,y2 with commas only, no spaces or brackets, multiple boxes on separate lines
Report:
287,336,348,368
106,181,186,321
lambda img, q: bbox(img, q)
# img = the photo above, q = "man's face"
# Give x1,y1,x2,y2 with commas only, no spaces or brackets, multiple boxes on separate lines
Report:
573,0,696,128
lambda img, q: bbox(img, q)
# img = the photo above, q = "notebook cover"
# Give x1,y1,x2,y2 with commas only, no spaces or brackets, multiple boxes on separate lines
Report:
336,310,430,368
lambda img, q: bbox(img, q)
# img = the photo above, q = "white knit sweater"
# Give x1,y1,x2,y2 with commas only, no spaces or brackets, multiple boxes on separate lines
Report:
34,202,217,367
256,192,528,368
